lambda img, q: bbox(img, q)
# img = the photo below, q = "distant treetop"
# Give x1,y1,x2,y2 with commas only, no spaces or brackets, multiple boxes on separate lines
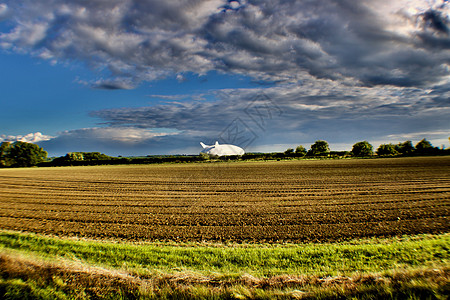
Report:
351,141,373,157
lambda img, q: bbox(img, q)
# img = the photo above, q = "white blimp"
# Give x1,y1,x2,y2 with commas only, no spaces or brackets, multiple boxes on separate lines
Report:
200,141,245,156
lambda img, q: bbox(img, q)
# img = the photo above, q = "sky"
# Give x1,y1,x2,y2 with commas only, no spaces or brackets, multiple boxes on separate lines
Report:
0,0,449,157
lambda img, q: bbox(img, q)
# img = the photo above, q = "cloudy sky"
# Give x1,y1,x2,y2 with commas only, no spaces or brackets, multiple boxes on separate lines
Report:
0,0,449,156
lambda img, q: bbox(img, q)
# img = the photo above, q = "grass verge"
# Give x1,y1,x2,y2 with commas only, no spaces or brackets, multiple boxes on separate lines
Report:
0,230,448,299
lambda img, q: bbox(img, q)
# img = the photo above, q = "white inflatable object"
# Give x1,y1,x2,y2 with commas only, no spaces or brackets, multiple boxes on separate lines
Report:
200,141,245,156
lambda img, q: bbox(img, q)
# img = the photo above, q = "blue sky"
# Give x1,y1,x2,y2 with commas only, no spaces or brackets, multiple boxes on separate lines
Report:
0,0,449,156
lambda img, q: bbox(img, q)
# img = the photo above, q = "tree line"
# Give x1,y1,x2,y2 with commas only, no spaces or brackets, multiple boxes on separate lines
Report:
0,138,449,168
283,139,446,158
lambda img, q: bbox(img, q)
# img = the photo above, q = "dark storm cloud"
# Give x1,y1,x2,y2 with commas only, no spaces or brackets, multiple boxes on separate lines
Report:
1,0,449,88
422,9,449,34
91,91,246,131
92,79,135,90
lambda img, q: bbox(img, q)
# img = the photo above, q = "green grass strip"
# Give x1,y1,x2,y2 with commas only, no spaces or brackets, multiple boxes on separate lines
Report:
0,231,448,277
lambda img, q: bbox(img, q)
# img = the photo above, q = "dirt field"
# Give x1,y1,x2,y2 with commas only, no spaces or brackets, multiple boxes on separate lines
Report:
0,157,448,242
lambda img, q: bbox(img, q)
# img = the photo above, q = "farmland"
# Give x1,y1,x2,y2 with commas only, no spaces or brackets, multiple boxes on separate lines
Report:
0,156,449,299
0,156,448,242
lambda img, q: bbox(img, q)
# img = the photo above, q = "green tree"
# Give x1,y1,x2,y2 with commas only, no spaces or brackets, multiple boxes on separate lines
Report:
376,143,399,156
395,141,415,155
415,138,433,154
199,152,210,160
7,141,48,167
0,142,13,167
66,152,84,161
295,145,307,157
351,141,373,157
284,148,294,156
309,140,330,156
83,152,111,160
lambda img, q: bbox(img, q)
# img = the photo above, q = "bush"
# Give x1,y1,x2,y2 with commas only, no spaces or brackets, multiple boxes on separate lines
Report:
376,144,399,156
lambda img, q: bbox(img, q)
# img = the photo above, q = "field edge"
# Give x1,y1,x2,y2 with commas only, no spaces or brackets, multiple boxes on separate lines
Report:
0,230,449,299
0,248,448,299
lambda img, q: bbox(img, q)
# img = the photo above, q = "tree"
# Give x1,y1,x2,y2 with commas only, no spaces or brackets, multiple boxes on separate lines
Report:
82,152,111,160
376,143,399,156
199,152,210,160
309,140,330,156
284,148,294,156
63,152,111,161
351,141,373,157
0,142,13,167
415,138,434,154
295,145,307,157
395,140,415,155
6,141,48,167
66,152,85,161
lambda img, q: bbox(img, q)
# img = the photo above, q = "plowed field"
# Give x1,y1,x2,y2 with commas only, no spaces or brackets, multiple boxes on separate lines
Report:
0,157,448,242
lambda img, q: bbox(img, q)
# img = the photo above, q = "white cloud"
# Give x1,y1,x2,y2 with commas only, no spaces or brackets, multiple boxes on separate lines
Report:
56,127,180,144
0,132,54,143
385,131,450,147
176,74,186,83
39,127,184,156
0,3,8,20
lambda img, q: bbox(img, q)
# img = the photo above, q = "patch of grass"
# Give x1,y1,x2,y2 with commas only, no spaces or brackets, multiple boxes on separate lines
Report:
0,231,448,299
0,278,70,300
0,251,448,299
0,231,448,278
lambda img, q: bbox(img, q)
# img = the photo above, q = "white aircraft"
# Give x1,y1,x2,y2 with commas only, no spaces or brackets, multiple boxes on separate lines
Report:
200,141,245,156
